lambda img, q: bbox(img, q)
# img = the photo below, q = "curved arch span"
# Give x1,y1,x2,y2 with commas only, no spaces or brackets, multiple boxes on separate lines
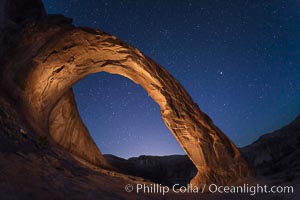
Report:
15,27,251,185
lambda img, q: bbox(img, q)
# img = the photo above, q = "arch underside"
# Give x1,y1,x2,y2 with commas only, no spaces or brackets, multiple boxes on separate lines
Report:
4,25,252,185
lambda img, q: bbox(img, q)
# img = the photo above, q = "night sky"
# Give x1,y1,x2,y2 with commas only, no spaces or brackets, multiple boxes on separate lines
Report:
43,0,300,158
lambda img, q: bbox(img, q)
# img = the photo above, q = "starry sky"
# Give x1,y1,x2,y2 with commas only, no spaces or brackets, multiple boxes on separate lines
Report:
43,0,300,158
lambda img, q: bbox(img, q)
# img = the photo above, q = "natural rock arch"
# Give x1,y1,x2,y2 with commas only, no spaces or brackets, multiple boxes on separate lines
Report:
11,26,251,185
0,0,252,184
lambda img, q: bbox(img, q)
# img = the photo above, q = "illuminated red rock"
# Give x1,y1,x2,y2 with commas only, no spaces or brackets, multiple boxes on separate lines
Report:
0,0,253,186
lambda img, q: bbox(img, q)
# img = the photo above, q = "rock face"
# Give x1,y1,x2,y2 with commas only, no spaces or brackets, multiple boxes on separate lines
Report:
241,115,300,179
49,89,109,168
0,0,252,185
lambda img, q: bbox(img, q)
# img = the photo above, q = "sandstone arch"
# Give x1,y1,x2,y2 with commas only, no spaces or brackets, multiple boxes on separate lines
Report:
0,4,253,184
10,26,251,185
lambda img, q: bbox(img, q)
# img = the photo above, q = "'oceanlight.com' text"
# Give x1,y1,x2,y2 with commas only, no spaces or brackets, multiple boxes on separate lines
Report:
124,183,294,196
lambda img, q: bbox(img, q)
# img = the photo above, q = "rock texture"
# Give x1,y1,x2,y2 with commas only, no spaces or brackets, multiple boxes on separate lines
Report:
0,0,252,186
49,89,109,168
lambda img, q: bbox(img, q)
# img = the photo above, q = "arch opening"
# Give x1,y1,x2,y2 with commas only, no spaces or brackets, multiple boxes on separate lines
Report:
73,72,185,158
69,72,198,186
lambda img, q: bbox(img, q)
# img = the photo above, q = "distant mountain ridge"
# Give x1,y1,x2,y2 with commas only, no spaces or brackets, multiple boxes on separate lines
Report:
104,154,197,186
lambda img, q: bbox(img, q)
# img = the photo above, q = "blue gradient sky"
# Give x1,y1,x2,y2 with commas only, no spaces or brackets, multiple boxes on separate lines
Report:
43,0,300,158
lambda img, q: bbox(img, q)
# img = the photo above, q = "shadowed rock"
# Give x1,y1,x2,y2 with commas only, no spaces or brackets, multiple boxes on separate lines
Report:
241,114,300,179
